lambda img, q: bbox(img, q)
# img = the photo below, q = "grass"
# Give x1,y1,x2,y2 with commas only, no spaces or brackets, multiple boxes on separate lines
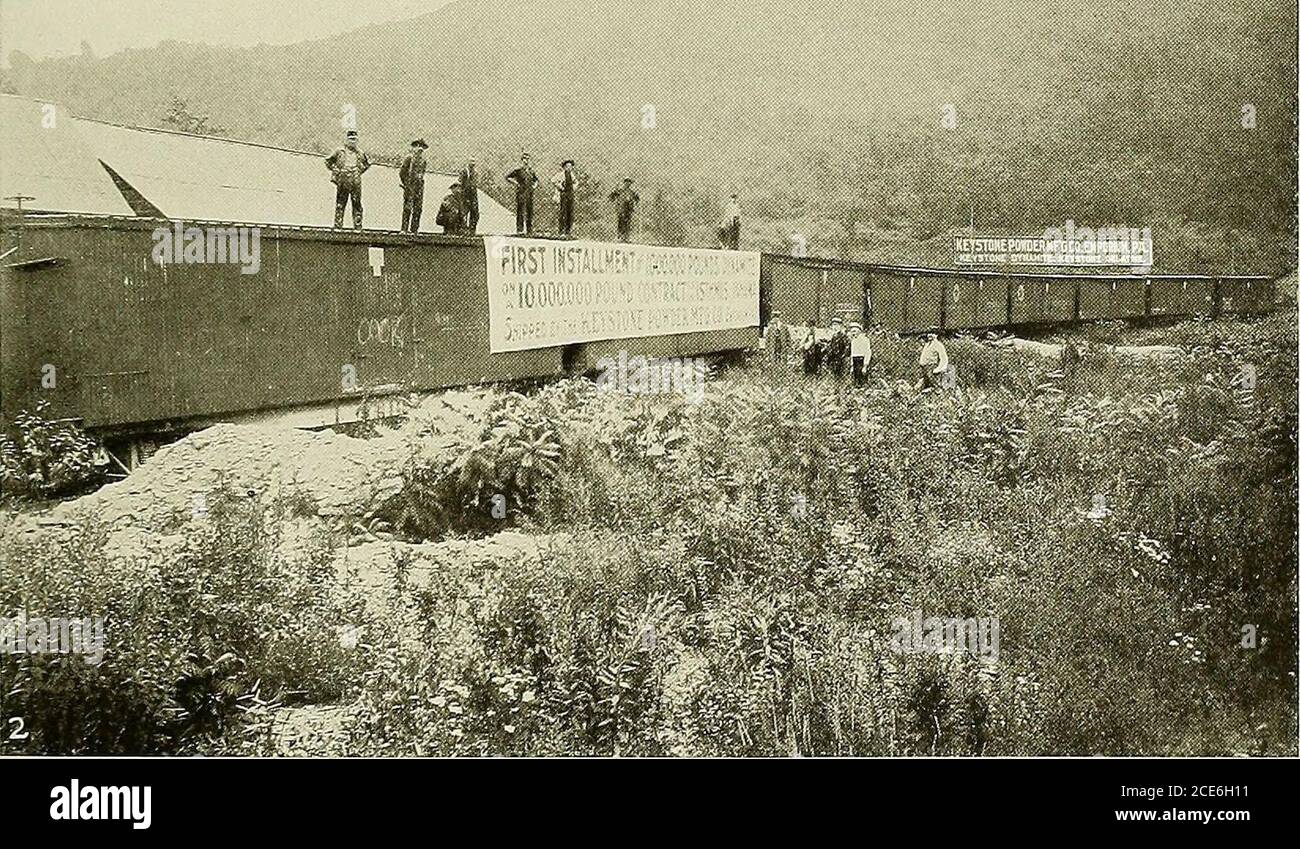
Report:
1,313,1295,755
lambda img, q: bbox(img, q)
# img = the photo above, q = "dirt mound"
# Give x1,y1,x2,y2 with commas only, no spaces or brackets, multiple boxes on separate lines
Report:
25,388,503,536
38,424,404,532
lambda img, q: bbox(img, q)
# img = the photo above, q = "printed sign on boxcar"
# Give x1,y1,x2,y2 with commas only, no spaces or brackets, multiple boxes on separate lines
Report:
484,237,760,353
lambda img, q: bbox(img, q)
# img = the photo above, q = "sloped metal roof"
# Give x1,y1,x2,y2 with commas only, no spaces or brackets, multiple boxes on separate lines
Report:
0,95,137,216
1,94,514,234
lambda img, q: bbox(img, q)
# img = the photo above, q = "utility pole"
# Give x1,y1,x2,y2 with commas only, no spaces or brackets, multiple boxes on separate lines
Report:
4,195,36,251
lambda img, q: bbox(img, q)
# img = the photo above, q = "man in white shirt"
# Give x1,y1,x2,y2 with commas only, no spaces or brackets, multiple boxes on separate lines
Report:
849,322,872,386
916,332,950,391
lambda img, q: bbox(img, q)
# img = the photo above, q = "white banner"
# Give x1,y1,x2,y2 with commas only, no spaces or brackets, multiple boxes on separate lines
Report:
954,226,1154,267
484,236,760,353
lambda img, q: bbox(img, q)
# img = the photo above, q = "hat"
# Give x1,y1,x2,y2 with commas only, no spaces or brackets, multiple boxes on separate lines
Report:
345,129,358,138
623,177,634,183
410,138,428,149
562,159,576,167
830,316,844,325
849,322,862,330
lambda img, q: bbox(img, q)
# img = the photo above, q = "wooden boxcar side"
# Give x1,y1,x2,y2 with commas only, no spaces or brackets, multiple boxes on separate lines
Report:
1150,277,1215,318
0,219,554,431
944,275,1007,329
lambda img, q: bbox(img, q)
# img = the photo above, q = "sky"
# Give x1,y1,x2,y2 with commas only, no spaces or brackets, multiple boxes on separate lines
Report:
0,0,455,64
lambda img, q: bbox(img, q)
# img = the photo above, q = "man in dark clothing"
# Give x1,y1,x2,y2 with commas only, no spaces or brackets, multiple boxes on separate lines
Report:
436,182,465,236
399,138,428,232
505,153,539,234
551,159,577,236
718,194,742,250
825,316,851,381
765,310,792,371
325,130,371,229
608,178,639,242
801,319,825,376
458,158,480,234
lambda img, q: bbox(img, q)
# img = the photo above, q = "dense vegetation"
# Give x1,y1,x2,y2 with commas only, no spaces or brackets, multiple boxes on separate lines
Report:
2,314,1294,755
3,0,1295,271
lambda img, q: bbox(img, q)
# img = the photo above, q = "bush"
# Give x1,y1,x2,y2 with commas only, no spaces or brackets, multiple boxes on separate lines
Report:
6,315,1295,756
338,315,1296,755
0,400,105,500
0,486,368,754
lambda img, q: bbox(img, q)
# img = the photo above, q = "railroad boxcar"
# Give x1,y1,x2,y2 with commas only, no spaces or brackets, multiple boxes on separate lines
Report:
1,215,759,442
1077,277,1114,321
4,213,1279,457
1149,276,1215,318
824,265,869,326
760,255,822,326
899,272,944,331
1112,278,1147,318
1219,276,1275,316
944,275,1007,330
1007,277,1047,325
760,255,867,327
865,268,912,329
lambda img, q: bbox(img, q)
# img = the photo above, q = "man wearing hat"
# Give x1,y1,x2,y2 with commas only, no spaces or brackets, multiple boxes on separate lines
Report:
458,158,480,234
608,178,640,243
325,129,371,229
436,180,465,236
550,159,578,236
505,152,539,235
399,138,428,232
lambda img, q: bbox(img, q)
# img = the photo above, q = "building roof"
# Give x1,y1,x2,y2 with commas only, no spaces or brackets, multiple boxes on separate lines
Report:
0,95,137,216
0,94,513,234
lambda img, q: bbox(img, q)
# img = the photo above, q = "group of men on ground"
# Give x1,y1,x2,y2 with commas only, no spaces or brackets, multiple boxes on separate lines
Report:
326,130,744,245
763,312,954,392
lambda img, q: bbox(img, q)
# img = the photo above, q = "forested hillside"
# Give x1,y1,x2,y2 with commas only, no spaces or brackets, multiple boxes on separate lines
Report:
3,0,1295,271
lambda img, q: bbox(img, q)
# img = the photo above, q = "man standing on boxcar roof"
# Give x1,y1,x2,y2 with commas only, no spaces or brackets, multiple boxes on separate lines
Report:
459,157,480,234
326,129,371,229
505,152,539,235
399,138,428,233
609,178,640,243
718,193,742,250
551,159,578,237
436,180,465,236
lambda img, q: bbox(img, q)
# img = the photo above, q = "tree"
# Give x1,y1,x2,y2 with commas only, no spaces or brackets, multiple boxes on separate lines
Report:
160,96,225,136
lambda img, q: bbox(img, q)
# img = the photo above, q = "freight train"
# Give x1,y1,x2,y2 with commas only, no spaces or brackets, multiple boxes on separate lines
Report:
0,213,1275,465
